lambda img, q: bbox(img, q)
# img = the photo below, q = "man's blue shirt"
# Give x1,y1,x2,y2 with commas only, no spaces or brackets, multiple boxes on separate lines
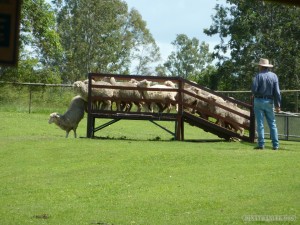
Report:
251,69,281,107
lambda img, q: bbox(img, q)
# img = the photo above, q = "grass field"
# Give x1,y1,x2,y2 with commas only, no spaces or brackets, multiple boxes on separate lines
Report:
0,111,299,225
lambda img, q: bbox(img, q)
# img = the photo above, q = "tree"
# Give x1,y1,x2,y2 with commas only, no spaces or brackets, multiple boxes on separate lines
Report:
0,0,63,83
53,0,160,81
204,0,300,91
129,9,161,75
162,34,213,80
21,0,63,67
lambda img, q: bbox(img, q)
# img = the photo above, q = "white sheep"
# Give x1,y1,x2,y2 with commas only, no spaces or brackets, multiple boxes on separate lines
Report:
108,77,144,112
48,95,86,138
138,79,178,113
207,95,250,135
182,85,210,119
182,84,203,114
73,80,113,110
207,94,227,126
193,93,210,120
225,104,250,135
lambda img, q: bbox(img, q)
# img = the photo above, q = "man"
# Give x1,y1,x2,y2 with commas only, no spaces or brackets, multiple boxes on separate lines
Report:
251,58,281,150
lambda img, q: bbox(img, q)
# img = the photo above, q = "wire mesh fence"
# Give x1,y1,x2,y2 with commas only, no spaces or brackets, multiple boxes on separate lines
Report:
0,82,74,113
264,113,300,142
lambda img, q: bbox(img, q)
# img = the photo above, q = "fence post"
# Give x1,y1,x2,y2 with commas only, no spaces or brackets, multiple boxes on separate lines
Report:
286,115,289,141
295,91,299,113
249,96,256,142
28,88,32,114
86,73,93,138
176,78,184,141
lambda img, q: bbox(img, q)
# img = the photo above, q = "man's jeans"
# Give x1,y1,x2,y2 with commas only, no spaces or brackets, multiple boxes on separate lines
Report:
254,98,279,148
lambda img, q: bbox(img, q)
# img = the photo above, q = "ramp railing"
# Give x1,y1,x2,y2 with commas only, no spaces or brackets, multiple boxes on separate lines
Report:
86,73,255,142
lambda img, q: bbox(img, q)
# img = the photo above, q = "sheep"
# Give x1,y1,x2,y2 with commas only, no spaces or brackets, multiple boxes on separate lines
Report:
225,104,250,135
207,94,227,126
162,80,178,112
182,86,198,113
164,80,177,88
182,84,210,115
182,86,210,119
100,76,121,110
207,95,250,135
193,93,211,120
182,84,249,134
138,79,178,113
182,85,212,118
73,80,113,110
107,77,144,112
48,95,86,138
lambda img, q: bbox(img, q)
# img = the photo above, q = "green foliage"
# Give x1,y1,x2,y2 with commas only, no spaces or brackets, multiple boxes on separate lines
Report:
195,65,218,89
0,0,63,83
204,0,300,91
0,57,62,83
129,9,161,75
21,0,63,67
0,111,299,224
1,0,160,83
163,34,213,79
53,0,160,81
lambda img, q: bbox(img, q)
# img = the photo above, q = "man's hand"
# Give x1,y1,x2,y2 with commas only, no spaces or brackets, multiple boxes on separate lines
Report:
275,107,281,113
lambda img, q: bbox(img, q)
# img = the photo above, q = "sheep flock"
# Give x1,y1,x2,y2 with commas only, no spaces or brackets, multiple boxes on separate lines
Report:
49,76,250,138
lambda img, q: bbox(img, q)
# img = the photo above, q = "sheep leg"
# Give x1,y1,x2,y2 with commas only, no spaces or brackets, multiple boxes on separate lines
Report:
230,123,244,136
132,102,142,112
175,103,178,112
136,102,142,112
156,103,165,112
216,118,225,127
73,129,77,138
146,103,152,112
116,101,122,111
239,128,245,136
150,103,155,113
101,100,111,110
142,103,150,112
107,101,112,110
120,102,127,111
126,102,133,112
166,103,173,113
96,101,101,110
196,110,208,120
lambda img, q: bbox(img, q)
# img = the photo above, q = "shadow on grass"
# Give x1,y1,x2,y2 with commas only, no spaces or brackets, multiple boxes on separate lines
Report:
81,136,226,143
239,140,298,152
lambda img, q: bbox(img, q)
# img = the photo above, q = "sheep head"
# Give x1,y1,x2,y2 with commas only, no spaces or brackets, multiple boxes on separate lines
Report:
207,95,217,102
101,77,111,83
48,112,60,124
110,77,117,84
73,81,84,89
137,79,151,88
73,80,88,94
129,78,139,85
164,80,176,88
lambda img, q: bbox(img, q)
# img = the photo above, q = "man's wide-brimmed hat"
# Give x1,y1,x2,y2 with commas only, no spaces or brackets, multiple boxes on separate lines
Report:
258,58,273,67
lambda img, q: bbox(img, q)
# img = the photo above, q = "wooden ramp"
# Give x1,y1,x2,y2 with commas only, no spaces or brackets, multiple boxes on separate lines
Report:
85,73,255,142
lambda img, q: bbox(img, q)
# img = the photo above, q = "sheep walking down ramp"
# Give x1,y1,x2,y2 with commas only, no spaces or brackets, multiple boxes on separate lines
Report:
48,96,86,138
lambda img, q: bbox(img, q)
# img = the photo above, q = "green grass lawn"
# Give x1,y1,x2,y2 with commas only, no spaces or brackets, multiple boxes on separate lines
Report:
0,111,299,225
